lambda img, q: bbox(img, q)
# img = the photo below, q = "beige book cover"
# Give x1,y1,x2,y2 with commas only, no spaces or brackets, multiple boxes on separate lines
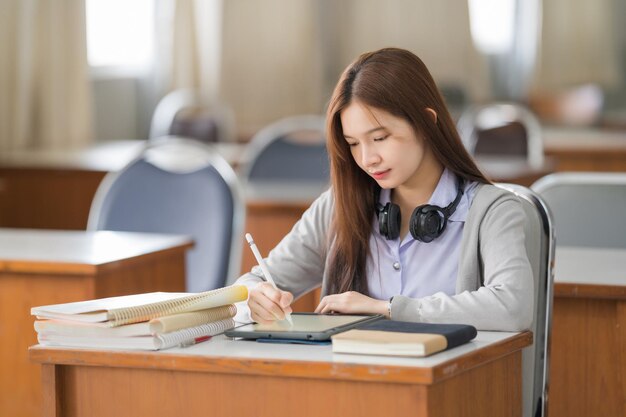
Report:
332,329,448,357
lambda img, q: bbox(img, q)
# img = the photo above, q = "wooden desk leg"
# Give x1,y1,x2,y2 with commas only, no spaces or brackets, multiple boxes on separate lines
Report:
41,364,61,417
618,301,626,415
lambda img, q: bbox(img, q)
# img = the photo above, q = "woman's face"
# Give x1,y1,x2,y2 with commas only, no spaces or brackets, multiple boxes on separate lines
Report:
340,100,438,190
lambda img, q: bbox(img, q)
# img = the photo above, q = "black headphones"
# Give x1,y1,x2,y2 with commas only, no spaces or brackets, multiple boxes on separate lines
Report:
376,177,465,242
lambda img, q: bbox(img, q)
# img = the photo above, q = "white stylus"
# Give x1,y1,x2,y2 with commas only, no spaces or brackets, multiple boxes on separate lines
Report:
245,233,293,325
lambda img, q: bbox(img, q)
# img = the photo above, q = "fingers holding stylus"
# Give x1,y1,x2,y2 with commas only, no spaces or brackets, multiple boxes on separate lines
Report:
249,282,293,323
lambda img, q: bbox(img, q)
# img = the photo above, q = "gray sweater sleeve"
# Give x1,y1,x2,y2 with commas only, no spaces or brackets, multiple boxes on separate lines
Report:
391,192,534,331
234,189,333,302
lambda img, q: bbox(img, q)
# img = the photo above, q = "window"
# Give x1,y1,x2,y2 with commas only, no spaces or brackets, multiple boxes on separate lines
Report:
86,0,154,70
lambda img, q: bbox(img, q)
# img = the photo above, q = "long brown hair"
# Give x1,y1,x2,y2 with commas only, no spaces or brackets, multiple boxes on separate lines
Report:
325,47,490,295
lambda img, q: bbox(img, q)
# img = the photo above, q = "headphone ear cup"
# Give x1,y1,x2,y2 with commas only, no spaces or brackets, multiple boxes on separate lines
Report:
379,202,401,240
387,203,401,240
410,205,447,243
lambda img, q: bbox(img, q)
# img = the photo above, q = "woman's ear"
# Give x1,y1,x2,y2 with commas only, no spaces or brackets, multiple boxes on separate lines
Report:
425,108,438,123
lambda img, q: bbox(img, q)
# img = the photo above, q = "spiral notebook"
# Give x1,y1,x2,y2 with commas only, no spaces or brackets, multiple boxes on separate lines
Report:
37,318,236,350
31,285,248,327
34,304,238,337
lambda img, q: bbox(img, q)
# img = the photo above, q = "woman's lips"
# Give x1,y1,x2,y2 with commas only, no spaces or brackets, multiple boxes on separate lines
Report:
371,169,390,180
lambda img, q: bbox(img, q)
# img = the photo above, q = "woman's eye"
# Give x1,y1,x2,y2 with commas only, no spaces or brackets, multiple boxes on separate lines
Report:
373,135,388,142
347,142,358,147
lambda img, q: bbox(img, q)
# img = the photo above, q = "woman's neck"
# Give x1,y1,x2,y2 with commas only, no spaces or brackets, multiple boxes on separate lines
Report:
393,161,444,209
392,157,444,239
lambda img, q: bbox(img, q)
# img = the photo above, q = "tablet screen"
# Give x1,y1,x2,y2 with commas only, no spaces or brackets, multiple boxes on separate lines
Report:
248,314,372,333
225,313,383,340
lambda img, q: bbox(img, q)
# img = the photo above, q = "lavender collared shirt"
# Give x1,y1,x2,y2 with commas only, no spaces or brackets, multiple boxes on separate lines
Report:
366,168,478,301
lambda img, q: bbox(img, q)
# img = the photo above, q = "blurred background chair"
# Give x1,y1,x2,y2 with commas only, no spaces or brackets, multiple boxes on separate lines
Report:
457,102,544,169
149,89,236,144
239,114,329,184
497,183,555,417
439,83,469,121
532,172,626,248
88,137,244,292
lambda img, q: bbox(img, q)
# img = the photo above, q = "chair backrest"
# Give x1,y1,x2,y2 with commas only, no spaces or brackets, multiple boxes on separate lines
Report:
457,103,544,169
497,183,555,417
88,137,245,292
239,115,329,183
532,172,626,248
149,89,235,144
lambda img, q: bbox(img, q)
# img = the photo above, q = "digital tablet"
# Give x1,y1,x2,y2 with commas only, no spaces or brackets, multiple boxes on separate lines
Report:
224,312,384,341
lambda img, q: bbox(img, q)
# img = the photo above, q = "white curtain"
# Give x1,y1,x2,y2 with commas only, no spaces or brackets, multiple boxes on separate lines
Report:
0,0,93,151
534,0,619,91
219,0,323,134
153,0,222,101
218,0,488,134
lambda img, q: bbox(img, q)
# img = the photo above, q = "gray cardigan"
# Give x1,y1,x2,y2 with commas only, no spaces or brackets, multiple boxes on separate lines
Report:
235,184,534,331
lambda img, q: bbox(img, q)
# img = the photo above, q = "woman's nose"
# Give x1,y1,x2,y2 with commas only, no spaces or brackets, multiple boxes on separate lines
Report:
361,144,381,167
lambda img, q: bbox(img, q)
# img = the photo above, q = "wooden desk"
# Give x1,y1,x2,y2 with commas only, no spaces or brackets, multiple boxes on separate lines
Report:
0,228,193,417
0,140,144,229
549,246,626,417
0,140,245,230
544,127,626,172
30,331,531,417
476,155,555,187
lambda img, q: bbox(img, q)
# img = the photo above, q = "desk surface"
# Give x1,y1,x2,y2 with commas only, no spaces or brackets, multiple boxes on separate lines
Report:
244,181,329,204
30,330,530,385
543,127,626,152
549,245,626,417
475,155,554,185
1,127,624,171
554,246,626,299
0,228,193,275
0,140,246,172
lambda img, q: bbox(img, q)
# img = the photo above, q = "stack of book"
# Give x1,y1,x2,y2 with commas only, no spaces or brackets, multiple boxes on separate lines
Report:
32,285,248,351
331,320,478,357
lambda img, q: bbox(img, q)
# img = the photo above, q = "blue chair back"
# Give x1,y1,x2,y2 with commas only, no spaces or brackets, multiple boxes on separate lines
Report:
88,137,244,292
457,103,544,169
241,115,329,183
532,172,626,248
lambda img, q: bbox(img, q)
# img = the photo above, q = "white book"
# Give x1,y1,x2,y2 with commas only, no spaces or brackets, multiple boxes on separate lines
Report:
34,305,237,337
31,285,247,326
37,318,236,351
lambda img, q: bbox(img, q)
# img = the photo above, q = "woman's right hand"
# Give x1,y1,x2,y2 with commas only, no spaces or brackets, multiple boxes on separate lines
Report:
248,281,294,324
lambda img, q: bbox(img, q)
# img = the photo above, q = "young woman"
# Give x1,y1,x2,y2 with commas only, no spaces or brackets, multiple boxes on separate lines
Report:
235,48,533,331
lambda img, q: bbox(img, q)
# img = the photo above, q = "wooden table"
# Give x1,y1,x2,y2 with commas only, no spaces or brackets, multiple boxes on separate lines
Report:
543,127,626,172
0,140,144,229
549,246,626,417
476,155,555,187
30,330,531,417
0,140,245,230
0,228,193,417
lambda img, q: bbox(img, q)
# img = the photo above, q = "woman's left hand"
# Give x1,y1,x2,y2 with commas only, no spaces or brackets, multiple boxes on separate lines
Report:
315,291,389,317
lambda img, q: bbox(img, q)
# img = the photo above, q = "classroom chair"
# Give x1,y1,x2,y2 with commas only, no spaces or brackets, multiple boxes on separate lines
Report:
239,114,329,183
149,88,235,143
532,172,626,248
497,183,555,417
457,103,544,169
87,137,245,292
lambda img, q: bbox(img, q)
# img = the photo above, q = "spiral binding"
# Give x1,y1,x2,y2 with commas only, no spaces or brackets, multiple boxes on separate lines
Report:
157,318,236,349
149,304,237,334
107,286,243,326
